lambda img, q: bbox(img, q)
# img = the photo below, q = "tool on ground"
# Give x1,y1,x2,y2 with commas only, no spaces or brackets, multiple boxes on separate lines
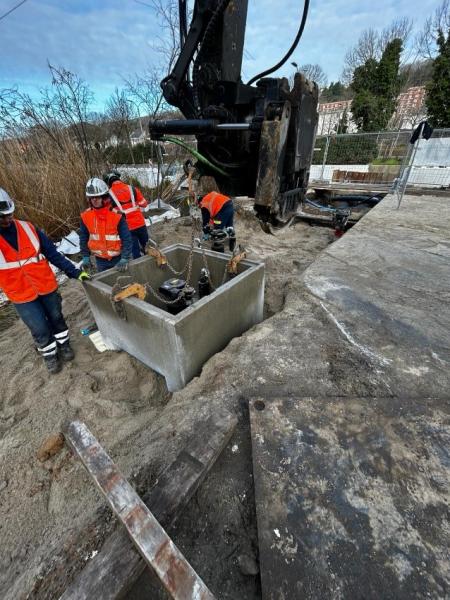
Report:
332,208,351,237
63,421,216,600
80,324,98,336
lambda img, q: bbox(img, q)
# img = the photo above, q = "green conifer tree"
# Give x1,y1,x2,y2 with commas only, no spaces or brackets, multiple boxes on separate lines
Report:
426,30,450,127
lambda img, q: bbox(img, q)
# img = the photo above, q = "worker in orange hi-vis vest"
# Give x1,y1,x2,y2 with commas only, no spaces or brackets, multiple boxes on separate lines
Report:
79,178,133,274
104,170,149,259
0,188,90,374
197,177,234,239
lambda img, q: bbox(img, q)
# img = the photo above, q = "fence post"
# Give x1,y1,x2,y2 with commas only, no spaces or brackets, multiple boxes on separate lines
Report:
397,136,421,209
320,135,331,181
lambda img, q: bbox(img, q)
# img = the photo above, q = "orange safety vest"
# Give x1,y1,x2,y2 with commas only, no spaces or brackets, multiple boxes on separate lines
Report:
0,220,58,304
199,192,230,221
81,208,122,260
109,181,147,230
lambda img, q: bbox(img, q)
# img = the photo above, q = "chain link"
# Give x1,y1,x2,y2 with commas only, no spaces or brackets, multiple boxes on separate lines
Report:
145,191,231,304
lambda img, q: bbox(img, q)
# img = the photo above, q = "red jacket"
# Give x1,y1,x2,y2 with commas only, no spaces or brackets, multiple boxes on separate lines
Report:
109,181,148,230
0,220,58,303
80,208,122,260
199,192,230,220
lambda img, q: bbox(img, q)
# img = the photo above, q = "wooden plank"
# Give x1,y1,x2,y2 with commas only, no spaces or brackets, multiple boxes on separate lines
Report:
61,410,237,600
64,421,215,600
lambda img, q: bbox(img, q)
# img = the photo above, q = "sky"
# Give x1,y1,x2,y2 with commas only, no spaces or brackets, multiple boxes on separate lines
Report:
0,0,441,111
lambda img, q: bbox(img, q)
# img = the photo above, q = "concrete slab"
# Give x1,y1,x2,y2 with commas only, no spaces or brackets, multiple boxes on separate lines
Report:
250,396,450,600
303,194,450,397
83,244,264,391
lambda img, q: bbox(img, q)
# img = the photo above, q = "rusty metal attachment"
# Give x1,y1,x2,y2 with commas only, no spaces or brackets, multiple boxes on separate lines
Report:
111,276,147,320
64,421,216,600
227,247,247,276
146,245,168,267
112,282,147,302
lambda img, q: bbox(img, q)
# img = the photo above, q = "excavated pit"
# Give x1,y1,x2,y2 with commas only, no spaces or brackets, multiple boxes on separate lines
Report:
84,244,265,391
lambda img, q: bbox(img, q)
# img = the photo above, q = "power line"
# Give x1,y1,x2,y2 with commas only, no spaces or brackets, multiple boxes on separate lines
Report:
0,0,29,23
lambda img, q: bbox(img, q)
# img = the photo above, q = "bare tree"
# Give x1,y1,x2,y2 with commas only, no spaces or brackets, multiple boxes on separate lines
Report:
124,67,167,120
342,18,413,84
296,64,328,88
106,88,137,163
416,0,450,59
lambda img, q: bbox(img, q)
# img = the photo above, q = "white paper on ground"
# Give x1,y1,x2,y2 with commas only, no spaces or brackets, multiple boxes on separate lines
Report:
56,230,80,254
89,331,109,352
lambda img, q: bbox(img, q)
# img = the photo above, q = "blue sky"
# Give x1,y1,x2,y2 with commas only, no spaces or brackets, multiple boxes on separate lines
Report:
0,0,440,111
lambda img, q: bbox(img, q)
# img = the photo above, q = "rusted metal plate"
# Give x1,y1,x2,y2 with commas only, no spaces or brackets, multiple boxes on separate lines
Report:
64,421,216,600
250,397,450,600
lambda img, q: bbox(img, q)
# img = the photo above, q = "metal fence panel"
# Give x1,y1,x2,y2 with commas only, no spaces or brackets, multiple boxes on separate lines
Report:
310,129,450,193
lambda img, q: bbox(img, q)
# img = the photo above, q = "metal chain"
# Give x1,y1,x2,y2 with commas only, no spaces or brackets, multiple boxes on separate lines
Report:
145,166,231,302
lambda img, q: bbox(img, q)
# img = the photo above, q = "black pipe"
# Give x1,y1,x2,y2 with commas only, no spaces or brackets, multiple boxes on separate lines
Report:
149,119,219,138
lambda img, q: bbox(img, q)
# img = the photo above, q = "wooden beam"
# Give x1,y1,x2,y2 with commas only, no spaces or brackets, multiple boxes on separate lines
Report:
64,421,215,600
60,410,237,600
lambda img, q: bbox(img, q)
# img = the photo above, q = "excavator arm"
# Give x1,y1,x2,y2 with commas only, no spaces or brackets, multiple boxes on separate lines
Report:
150,0,319,226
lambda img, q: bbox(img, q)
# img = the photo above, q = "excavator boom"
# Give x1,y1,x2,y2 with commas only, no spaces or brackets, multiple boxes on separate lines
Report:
150,0,319,225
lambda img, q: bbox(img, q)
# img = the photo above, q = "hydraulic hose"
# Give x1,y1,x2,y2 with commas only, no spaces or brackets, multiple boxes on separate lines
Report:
247,0,310,86
161,136,229,178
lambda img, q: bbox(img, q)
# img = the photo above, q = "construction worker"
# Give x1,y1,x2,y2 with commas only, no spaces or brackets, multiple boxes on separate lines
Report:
197,177,234,238
103,170,149,258
80,178,133,273
0,188,90,374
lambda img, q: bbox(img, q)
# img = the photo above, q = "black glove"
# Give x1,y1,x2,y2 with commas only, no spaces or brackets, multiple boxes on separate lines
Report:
203,224,212,235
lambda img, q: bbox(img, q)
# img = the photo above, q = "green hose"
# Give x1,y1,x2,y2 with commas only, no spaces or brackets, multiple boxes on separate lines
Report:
161,136,229,178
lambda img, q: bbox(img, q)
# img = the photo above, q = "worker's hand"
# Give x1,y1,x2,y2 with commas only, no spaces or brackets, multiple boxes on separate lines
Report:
78,271,91,282
203,225,211,236
116,258,129,273
81,256,91,270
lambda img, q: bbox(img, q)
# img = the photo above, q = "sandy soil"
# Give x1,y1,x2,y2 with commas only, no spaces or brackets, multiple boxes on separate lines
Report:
0,203,333,599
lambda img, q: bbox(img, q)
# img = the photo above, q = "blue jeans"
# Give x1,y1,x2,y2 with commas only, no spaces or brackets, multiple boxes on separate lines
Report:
214,201,234,229
14,291,68,350
95,255,121,272
130,225,149,258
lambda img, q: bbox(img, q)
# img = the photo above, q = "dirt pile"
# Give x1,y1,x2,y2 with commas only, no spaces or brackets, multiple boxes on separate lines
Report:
1,205,333,599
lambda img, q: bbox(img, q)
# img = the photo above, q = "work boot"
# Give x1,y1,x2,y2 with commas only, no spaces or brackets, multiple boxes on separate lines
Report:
44,354,62,374
59,341,75,362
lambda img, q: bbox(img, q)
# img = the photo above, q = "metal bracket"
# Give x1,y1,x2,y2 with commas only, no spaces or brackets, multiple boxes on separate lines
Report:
146,245,168,267
227,247,246,276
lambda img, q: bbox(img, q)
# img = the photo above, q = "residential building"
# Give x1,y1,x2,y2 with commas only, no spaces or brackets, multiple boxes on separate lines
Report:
317,86,427,135
317,100,357,135
391,86,427,130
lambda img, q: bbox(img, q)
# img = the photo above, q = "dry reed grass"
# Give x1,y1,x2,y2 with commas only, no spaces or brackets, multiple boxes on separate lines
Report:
0,131,106,239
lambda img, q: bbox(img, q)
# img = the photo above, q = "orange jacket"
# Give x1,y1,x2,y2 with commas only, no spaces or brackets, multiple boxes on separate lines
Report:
0,220,58,303
199,192,230,220
81,208,122,260
109,181,147,230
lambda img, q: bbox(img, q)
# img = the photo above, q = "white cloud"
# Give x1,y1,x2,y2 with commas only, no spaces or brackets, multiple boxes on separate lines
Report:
0,0,442,109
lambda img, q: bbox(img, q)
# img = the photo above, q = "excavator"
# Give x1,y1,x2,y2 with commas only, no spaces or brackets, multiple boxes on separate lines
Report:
149,0,319,228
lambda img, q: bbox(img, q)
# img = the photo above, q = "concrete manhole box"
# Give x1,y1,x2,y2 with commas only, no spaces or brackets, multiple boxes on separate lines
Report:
84,244,265,391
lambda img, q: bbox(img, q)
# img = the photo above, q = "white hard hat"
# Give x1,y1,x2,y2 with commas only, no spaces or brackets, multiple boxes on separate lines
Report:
0,188,15,215
85,177,109,197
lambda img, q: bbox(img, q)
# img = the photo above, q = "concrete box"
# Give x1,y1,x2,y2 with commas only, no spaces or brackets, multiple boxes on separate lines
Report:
84,244,265,391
